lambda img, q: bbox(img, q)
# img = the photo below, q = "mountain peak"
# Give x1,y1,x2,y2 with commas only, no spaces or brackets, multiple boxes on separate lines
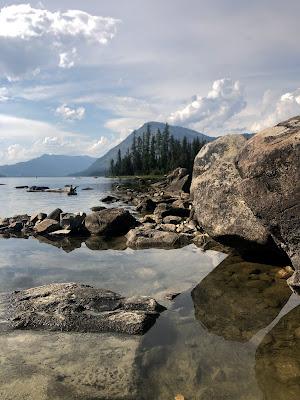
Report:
78,121,213,176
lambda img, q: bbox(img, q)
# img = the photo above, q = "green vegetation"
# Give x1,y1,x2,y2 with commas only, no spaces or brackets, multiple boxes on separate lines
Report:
109,123,205,176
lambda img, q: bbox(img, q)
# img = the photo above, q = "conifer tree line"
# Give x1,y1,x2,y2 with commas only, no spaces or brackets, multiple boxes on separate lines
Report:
109,123,206,176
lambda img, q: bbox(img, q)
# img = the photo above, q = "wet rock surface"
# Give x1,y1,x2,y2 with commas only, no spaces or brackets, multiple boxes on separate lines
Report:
256,304,300,400
0,330,141,400
191,254,292,341
7,283,165,335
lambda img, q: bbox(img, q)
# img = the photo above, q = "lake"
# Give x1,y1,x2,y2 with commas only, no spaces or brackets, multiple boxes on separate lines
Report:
0,177,299,400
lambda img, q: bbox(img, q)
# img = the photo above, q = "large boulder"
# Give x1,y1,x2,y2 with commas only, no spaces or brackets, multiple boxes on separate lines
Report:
85,208,137,236
7,283,165,335
237,116,300,287
191,135,269,247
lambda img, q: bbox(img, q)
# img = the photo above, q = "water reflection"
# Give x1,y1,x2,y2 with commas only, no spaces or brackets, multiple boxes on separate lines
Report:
191,254,292,341
0,236,299,400
256,304,300,400
135,254,296,400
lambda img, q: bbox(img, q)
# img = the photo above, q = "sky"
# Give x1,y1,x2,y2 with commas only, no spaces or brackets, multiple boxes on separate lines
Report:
0,0,300,164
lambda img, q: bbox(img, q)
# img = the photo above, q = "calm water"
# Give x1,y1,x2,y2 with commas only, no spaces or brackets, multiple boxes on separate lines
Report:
0,177,299,400
0,176,124,217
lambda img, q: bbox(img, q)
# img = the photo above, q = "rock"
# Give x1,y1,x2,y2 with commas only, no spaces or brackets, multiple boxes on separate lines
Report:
30,212,47,224
8,221,23,232
172,199,190,209
237,116,300,284
159,223,177,232
47,208,63,222
163,216,182,224
136,198,156,213
140,214,156,224
275,266,294,279
256,305,300,399
101,195,119,203
191,254,291,342
126,226,192,249
160,207,190,219
191,135,270,248
34,219,61,234
165,167,191,194
60,212,86,232
90,206,106,212
165,292,181,301
49,229,72,236
7,283,165,335
85,208,137,236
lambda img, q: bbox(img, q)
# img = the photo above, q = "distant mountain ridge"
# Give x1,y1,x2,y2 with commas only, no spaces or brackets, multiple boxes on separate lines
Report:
78,121,214,176
0,154,97,177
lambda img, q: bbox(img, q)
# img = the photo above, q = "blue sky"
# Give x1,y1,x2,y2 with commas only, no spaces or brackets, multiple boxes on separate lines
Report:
0,0,300,163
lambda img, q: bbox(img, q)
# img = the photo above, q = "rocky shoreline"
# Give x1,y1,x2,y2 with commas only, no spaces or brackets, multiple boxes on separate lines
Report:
0,116,298,337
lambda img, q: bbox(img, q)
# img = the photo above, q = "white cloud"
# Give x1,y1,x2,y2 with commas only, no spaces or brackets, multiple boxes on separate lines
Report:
168,79,247,133
251,88,300,132
0,113,115,164
105,117,147,140
0,113,77,140
56,104,86,121
0,87,9,102
59,48,77,69
0,4,120,78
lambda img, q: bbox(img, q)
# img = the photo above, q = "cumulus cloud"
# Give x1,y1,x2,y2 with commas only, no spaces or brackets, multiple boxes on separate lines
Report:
56,104,85,121
251,88,300,132
0,3,120,78
168,79,247,133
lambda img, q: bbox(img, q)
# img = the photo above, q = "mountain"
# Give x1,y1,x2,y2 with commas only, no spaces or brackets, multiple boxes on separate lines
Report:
79,121,214,176
0,154,97,177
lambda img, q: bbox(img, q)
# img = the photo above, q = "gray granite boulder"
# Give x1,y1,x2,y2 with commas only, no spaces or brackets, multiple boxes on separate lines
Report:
7,283,165,335
237,116,300,288
191,135,269,247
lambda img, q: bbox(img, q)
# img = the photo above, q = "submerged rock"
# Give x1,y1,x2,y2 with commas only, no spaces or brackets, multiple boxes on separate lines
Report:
191,254,291,342
256,305,300,400
7,283,165,335
85,208,138,236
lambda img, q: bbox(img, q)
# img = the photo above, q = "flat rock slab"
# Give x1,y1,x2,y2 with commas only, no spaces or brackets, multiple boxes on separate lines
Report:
7,283,165,335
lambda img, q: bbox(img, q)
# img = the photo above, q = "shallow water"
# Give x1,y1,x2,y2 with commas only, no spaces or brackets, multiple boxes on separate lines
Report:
0,177,300,399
